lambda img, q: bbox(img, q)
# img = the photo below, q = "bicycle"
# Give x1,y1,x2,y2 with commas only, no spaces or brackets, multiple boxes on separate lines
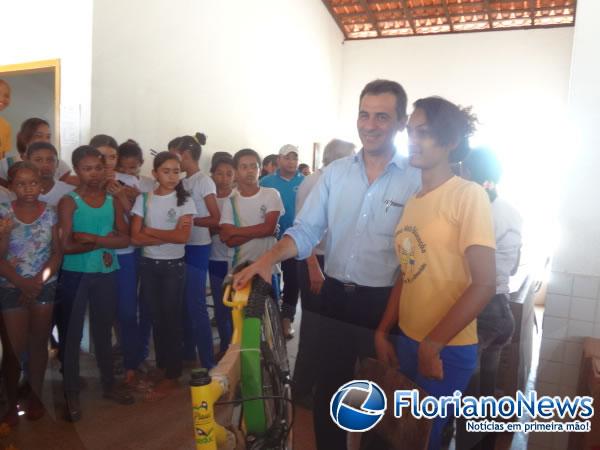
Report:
189,263,294,450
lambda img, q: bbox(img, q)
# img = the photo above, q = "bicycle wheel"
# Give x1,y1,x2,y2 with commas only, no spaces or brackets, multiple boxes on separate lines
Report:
241,276,292,447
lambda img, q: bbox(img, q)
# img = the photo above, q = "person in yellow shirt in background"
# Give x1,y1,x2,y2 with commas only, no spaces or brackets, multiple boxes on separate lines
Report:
375,96,496,450
0,80,12,158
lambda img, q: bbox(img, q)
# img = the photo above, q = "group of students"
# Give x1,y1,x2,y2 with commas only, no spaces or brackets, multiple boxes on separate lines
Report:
0,76,522,450
0,109,296,427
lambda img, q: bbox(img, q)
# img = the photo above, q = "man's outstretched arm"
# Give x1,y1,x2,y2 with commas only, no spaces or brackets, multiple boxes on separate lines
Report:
233,235,298,289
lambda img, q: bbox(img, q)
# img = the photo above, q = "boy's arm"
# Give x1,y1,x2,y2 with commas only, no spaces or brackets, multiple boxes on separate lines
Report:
220,211,280,247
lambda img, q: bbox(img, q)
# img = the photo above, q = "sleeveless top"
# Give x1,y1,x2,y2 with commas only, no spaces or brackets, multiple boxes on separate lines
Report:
61,192,119,273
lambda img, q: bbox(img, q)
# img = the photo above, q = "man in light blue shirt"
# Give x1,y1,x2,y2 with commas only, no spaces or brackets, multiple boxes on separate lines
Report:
235,79,420,449
260,144,304,337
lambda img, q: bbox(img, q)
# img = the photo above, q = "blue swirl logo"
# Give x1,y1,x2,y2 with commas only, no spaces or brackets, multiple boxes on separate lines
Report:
330,380,387,432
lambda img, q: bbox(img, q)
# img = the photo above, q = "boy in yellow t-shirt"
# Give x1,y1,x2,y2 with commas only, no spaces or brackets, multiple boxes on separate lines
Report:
0,79,12,158
375,97,496,450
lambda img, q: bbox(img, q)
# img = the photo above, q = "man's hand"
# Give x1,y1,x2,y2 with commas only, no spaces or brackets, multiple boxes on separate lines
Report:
220,226,234,242
374,329,399,368
417,338,444,380
233,256,272,290
307,261,325,294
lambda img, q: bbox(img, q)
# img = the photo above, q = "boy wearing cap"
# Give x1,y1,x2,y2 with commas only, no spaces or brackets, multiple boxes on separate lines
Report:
260,144,304,338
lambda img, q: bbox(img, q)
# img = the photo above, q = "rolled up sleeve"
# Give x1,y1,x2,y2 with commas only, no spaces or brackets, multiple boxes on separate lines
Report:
284,168,330,260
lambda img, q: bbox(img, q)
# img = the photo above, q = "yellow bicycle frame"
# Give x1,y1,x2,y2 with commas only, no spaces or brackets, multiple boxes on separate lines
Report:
191,281,252,450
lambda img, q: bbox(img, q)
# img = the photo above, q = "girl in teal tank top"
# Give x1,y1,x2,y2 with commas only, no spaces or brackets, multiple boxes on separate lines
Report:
56,146,134,419
61,191,119,273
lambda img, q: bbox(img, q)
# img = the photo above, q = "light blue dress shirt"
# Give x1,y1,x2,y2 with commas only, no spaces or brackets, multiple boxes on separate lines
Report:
285,150,421,287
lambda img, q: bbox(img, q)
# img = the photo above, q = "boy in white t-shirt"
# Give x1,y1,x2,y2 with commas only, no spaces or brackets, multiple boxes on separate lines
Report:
220,149,284,295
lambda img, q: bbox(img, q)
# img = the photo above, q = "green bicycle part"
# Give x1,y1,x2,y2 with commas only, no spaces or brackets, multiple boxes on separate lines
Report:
241,315,267,434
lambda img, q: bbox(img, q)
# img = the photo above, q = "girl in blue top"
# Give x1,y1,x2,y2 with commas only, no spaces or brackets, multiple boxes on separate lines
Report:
0,162,61,425
56,145,133,422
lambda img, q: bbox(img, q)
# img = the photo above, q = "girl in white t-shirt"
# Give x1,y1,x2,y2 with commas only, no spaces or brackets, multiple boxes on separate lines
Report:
170,135,220,369
131,152,196,400
208,154,235,355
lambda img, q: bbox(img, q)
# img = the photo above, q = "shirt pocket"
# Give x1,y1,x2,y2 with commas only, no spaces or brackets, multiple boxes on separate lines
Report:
372,198,405,237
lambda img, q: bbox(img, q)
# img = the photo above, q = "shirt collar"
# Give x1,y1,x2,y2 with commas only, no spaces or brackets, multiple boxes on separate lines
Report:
275,169,303,180
354,148,409,172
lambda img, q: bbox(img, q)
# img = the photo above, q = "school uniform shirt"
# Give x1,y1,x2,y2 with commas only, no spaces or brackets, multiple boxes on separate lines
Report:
220,187,284,274
0,117,10,158
138,175,156,193
131,191,197,260
394,176,495,346
0,151,71,181
39,180,75,207
183,171,216,246
260,170,303,238
210,193,234,262
492,197,523,295
0,185,15,203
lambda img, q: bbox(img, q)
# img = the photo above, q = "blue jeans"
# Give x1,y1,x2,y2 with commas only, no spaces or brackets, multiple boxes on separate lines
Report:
116,252,151,370
208,260,232,353
183,245,215,369
56,271,118,393
395,333,477,450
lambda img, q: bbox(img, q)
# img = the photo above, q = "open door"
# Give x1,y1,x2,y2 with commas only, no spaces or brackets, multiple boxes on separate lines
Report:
0,59,60,155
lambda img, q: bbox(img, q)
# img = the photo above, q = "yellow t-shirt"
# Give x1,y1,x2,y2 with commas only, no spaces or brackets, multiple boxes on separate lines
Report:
394,176,495,346
0,117,10,158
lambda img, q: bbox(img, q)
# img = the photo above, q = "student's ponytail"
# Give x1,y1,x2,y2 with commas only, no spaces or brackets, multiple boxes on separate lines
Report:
175,180,190,207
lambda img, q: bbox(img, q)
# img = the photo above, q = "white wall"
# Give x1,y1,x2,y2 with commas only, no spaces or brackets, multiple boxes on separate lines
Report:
533,4,600,449
1,72,55,148
91,0,344,173
0,0,93,162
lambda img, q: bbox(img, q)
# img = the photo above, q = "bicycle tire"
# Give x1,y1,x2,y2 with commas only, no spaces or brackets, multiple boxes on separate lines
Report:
241,276,291,444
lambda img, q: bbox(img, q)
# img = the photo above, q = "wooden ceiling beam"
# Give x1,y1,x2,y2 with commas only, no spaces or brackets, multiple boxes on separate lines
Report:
442,0,455,32
483,0,495,28
358,0,382,36
401,0,417,34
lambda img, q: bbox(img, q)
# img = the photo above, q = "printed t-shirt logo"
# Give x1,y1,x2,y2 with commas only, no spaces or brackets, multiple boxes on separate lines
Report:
167,208,177,223
397,225,427,283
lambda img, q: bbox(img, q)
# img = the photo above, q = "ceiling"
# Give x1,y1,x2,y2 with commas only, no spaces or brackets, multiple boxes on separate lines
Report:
322,0,576,40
